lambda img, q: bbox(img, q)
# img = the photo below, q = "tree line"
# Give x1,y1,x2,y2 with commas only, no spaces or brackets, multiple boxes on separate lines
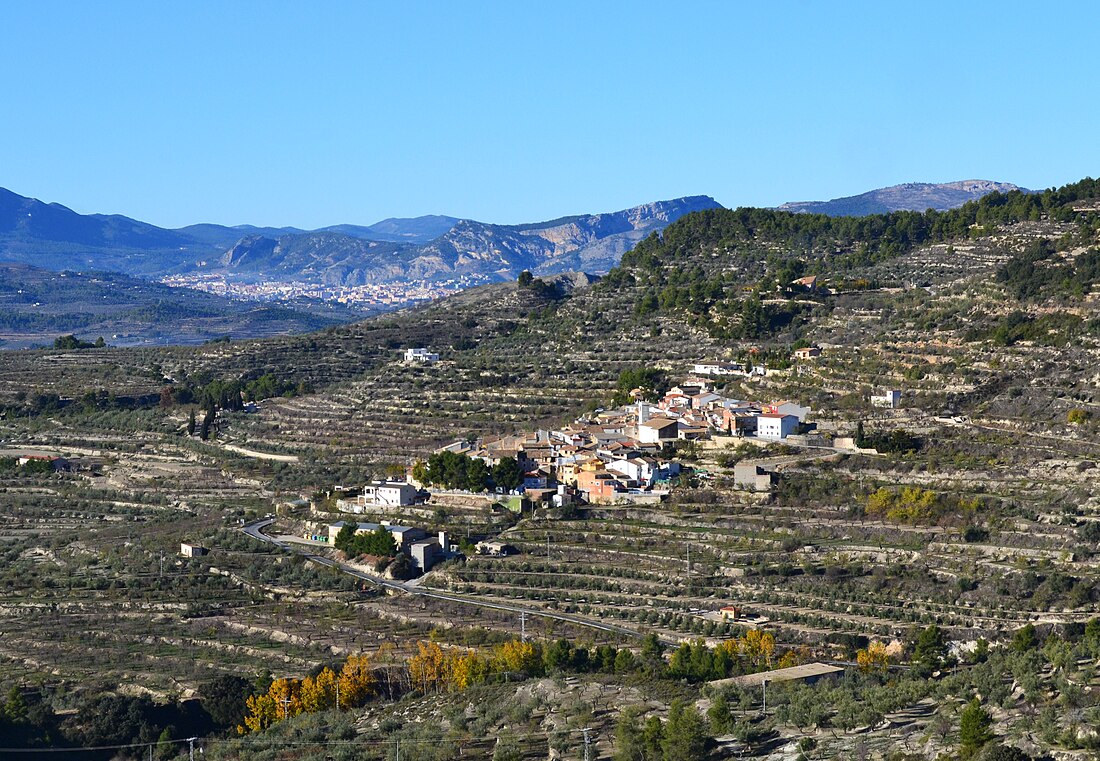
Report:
411,451,523,492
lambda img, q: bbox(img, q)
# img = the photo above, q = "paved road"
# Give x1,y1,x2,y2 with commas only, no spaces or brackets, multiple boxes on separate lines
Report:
241,519,653,642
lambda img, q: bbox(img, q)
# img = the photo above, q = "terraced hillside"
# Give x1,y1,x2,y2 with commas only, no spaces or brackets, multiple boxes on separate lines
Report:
4,179,1100,758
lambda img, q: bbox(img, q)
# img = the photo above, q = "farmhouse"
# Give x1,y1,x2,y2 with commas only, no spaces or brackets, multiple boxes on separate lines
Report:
871,389,902,408
719,605,742,621
733,463,775,491
327,521,381,543
476,540,511,557
180,543,208,558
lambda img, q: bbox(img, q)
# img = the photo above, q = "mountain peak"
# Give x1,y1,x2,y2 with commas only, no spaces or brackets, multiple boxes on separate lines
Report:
776,180,1027,217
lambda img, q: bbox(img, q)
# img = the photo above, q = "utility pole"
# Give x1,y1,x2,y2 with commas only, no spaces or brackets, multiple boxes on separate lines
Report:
686,543,691,595
280,695,291,719
547,533,551,562
396,738,400,761
335,679,340,710
188,737,196,761
761,679,768,716
520,611,527,641
582,727,592,761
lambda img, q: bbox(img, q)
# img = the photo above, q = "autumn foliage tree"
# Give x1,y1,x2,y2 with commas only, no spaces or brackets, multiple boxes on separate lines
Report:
408,641,456,695
239,652,378,733
856,641,890,675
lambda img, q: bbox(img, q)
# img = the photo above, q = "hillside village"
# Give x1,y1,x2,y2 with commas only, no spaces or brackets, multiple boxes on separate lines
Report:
434,374,812,505
301,372,821,576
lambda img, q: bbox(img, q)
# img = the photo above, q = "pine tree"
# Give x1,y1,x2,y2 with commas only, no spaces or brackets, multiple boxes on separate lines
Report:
707,692,733,735
958,698,994,756
614,707,647,761
3,685,27,723
661,699,708,761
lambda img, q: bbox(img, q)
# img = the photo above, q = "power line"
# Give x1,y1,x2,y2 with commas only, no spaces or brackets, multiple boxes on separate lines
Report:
0,727,603,753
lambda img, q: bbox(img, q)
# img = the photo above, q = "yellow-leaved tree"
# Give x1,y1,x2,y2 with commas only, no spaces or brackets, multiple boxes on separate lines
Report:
338,653,377,707
240,691,277,735
240,677,301,734
452,651,490,690
301,666,338,712
493,640,543,676
856,641,890,675
740,630,775,666
409,641,454,694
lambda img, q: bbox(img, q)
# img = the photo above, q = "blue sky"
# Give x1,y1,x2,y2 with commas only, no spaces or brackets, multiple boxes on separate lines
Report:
1,1,1097,228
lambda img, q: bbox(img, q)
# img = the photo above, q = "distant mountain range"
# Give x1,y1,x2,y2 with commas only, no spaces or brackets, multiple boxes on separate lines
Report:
0,187,719,284
776,180,1028,217
218,197,721,285
0,180,1029,285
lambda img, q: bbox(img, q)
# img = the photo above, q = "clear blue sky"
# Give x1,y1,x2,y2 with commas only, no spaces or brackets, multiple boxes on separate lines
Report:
1,1,1097,229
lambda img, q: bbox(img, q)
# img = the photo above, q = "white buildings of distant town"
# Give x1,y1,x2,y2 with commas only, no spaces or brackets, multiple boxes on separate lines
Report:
159,273,474,311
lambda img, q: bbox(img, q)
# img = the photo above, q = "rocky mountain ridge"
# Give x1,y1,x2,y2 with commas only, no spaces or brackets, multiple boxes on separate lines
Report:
213,195,722,285
0,187,719,284
777,180,1028,216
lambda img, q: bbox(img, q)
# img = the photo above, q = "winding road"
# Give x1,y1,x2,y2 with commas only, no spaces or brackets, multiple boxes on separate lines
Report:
241,518,656,642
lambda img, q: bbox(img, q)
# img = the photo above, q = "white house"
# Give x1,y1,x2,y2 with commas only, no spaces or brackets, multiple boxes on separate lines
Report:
363,480,419,507
871,389,902,408
692,362,742,376
756,413,799,439
637,418,680,445
404,348,439,362
608,457,655,486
